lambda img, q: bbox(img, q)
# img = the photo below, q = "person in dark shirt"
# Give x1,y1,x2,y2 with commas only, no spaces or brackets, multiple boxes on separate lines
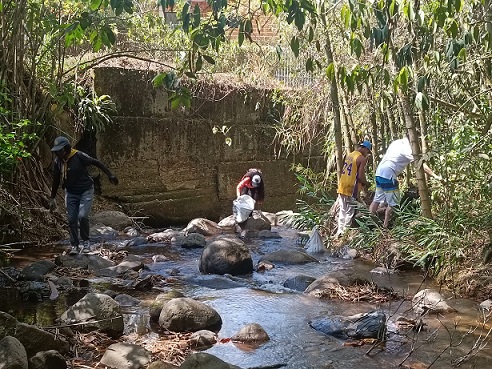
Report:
49,136,118,254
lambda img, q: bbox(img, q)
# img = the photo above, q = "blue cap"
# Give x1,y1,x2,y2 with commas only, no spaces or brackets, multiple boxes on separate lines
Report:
360,140,372,151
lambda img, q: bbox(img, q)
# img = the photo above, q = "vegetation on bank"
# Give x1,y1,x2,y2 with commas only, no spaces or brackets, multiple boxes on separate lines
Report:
1,0,492,297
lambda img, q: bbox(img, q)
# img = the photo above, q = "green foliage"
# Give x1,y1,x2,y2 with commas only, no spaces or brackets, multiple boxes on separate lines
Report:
288,165,335,231
77,92,117,133
0,82,37,175
0,120,37,175
152,71,191,109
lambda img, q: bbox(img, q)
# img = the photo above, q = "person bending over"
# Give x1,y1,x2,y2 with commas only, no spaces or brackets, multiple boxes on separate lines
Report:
369,137,441,228
236,168,265,204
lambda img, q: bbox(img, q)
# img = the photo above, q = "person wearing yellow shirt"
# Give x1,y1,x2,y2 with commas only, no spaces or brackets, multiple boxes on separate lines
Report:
335,140,372,237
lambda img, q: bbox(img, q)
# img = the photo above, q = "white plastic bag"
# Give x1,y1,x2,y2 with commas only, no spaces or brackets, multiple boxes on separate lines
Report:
233,195,256,223
305,226,324,253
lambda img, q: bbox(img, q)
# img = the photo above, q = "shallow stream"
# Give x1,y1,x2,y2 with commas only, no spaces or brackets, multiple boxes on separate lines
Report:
1,226,491,369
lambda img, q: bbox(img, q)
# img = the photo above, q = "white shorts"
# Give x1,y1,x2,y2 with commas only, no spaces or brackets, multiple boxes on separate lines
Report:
373,187,400,207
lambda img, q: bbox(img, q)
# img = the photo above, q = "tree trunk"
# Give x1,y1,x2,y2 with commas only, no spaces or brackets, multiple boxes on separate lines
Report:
324,33,344,180
368,88,378,169
399,92,433,219
418,111,428,155
386,106,398,141
340,89,354,153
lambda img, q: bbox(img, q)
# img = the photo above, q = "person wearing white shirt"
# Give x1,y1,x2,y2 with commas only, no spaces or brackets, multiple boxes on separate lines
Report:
369,137,441,227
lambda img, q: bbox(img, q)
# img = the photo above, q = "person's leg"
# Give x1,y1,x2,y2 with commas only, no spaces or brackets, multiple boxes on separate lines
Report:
79,187,94,242
337,195,347,236
383,206,393,228
345,197,356,227
383,186,400,228
65,191,81,248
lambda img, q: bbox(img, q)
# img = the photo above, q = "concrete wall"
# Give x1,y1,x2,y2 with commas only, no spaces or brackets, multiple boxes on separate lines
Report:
92,67,324,226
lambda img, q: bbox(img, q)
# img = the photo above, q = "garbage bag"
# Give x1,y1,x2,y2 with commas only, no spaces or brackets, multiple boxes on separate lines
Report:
305,226,324,253
233,195,256,223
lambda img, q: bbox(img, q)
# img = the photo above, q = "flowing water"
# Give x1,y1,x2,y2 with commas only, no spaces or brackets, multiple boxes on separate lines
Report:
1,226,491,369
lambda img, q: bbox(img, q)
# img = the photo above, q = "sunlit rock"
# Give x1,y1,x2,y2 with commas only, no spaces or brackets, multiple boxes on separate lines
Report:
412,289,457,315
158,298,222,333
200,238,253,276
190,330,218,349
309,310,386,340
231,323,270,343
100,343,151,369
238,210,271,232
184,218,222,236
149,291,185,322
59,293,124,338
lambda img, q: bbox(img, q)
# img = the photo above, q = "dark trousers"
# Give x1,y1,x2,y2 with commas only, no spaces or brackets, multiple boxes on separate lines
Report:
65,187,94,246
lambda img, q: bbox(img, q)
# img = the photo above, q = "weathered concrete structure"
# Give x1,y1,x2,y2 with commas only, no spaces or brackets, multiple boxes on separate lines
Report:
92,67,323,226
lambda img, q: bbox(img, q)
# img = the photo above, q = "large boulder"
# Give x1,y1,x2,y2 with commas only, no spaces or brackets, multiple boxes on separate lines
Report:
304,271,365,298
21,261,56,281
90,210,132,231
59,293,124,337
238,210,271,231
14,323,69,357
100,343,151,369
309,310,387,340
149,291,185,322
199,238,253,276
283,275,316,292
0,336,28,369
181,233,207,248
258,250,318,265
0,312,69,357
412,289,456,315
217,215,236,233
184,218,223,236
158,298,222,332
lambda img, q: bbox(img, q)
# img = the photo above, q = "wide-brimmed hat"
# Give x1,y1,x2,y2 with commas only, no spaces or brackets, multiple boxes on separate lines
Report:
51,136,70,152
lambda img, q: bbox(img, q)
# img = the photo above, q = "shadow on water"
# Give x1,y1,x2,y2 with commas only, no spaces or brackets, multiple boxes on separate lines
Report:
1,226,491,368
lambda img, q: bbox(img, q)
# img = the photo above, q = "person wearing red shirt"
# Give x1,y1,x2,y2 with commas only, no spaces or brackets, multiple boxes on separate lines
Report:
236,168,265,204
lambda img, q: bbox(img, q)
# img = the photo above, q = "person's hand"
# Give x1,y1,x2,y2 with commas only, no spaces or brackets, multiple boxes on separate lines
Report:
433,175,443,181
109,175,119,185
49,198,57,212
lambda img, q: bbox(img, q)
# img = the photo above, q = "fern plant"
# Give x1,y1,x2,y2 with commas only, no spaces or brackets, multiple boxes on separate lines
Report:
77,93,117,134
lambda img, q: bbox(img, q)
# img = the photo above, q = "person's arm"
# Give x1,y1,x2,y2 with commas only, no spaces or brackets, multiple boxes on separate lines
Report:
236,177,249,197
356,155,369,188
50,159,61,199
423,163,442,180
80,152,119,185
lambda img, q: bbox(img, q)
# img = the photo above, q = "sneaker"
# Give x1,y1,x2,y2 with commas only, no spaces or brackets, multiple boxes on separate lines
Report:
68,246,79,255
81,240,91,254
